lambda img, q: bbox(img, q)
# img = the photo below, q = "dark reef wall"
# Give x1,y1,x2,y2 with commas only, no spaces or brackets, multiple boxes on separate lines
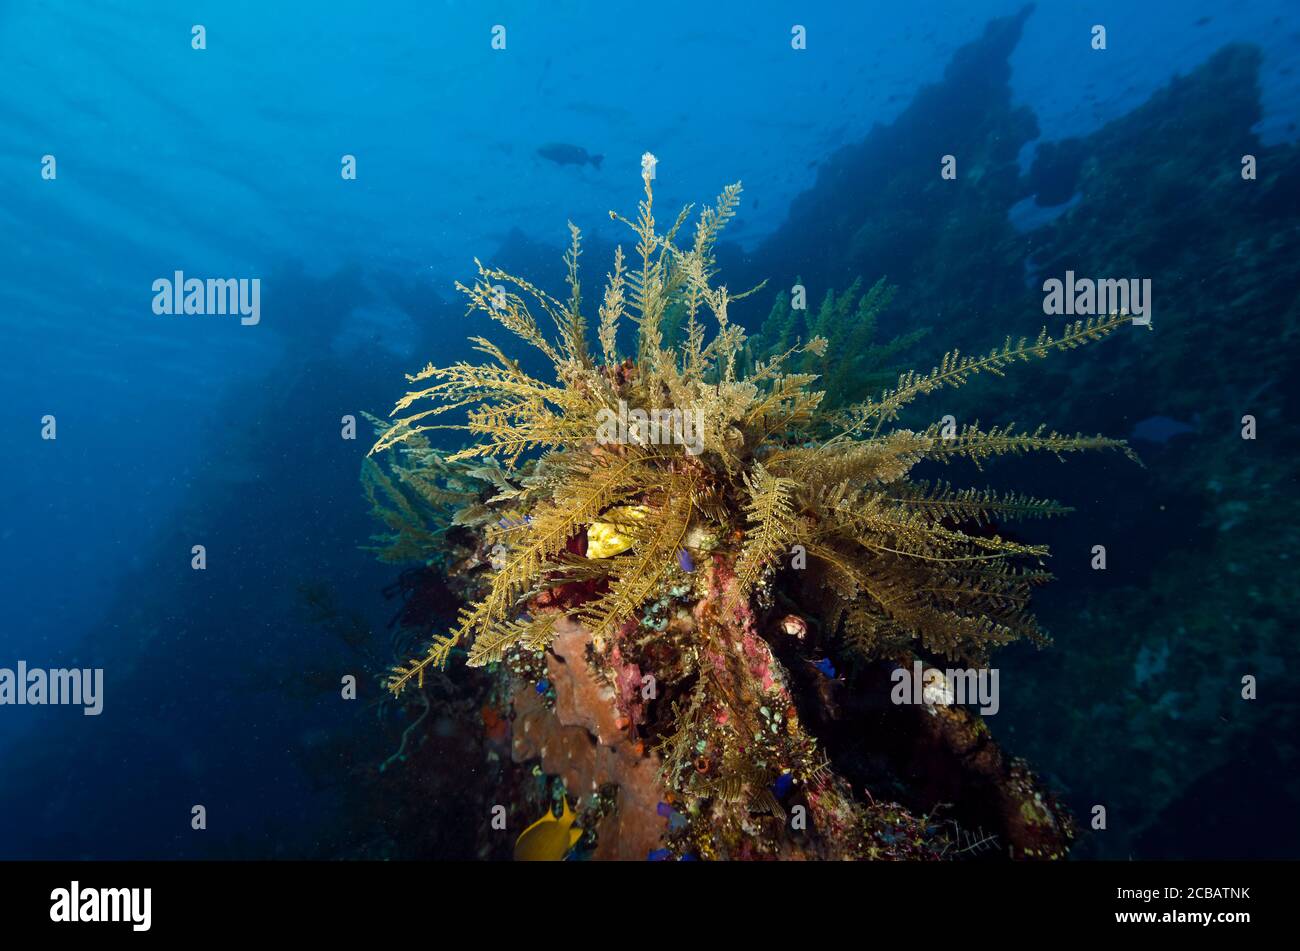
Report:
731,10,1300,859
736,5,1040,336
997,42,1298,859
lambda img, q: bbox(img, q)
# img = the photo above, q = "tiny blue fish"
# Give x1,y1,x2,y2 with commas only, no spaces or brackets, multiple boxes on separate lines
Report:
536,679,549,694
814,658,837,678
773,772,794,798
647,848,672,861
677,548,695,573
1130,414,1197,445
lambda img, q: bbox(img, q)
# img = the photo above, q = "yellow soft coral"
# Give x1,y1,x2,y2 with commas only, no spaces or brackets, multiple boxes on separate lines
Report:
374,169,1136,693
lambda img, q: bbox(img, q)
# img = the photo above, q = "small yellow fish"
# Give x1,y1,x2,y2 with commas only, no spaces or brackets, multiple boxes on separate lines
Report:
514,798,582,861
586,505,648,559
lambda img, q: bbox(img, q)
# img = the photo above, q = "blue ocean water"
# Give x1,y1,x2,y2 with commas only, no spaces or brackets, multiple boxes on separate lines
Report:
1,1,1297,859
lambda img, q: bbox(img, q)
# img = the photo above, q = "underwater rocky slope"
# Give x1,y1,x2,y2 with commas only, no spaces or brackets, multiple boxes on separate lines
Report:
363,156,1150,859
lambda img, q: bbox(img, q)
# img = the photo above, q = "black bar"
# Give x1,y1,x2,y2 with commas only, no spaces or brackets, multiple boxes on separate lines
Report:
0,860,1282,938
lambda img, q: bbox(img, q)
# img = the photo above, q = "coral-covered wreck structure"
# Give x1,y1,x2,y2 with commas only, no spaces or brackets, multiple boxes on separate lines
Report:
363,164,1137,860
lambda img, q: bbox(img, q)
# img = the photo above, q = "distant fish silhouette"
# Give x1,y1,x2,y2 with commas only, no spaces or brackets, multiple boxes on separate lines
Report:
538,143,603,169
1130,414,1197,445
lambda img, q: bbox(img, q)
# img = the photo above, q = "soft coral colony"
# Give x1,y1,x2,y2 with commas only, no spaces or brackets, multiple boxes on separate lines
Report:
366,160,1136,860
